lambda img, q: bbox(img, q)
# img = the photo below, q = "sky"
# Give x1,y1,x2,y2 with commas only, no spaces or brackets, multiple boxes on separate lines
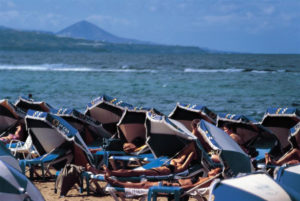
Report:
0,0,299,53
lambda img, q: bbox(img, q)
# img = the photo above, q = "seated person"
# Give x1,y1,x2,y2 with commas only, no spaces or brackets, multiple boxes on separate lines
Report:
103,141,199,177
265,148,300,166
104,167,222,190
0,123,26,144
221,124,249,154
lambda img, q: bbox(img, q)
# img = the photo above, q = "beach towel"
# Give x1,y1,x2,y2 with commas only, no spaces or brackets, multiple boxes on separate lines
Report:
55,164,84,196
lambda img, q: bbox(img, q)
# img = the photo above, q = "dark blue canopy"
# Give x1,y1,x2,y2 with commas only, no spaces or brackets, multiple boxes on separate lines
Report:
217,113,278,149
198,120,252,175
15,96,53,113
276,164,300,201
51,108,111,139
168,103,216,130
0,99,25,133
210,173,292,201
85,94,133,134
261,107,300,153
261,107,300,128
25,110,93,164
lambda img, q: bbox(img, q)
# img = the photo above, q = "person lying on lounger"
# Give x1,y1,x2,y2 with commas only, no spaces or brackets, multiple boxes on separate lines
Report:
265,148,300,166
103,141,199,177
0,123,26,144
104,166,221,190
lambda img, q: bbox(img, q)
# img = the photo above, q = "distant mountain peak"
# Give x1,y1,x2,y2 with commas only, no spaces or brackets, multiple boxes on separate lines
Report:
57,20,148,44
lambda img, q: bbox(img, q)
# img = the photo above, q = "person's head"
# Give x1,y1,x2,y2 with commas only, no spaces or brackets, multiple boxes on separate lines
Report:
191,119,200,130
222,123,235,135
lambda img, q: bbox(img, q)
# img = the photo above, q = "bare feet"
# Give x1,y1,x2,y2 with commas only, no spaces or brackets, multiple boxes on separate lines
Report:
86,163,100,174
208,167,221,177
265,153,272,165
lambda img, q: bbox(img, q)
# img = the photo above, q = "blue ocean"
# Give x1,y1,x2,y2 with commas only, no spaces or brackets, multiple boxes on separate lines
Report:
0,51,299,120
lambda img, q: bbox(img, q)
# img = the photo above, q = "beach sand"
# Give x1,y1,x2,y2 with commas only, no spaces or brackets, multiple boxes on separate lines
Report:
35,180,200,201
32,170,199,201
34,180,115,201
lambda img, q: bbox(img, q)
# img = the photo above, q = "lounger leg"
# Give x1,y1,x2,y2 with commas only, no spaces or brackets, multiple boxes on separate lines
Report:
86,174,90,195
41,162,45,180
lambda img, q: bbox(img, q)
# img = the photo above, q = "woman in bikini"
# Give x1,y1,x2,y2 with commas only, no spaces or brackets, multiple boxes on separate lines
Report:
104,167,221,190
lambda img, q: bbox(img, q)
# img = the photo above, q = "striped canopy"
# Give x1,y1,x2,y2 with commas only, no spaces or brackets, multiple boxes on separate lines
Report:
261,107,300,152
0,141,21,172
25,110,93,164
0,99,25,133
209,173,292,201
217,113,278,149
275,164,300,201
168,103,216,130
51,108,111,139
85,94,133,134
145,112,197,158
15,96,53,113
261,107,300,128
198,120,252,175
0,160,44,201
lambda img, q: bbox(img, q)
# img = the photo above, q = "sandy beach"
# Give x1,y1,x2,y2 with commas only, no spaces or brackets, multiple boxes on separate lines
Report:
34,180,115,201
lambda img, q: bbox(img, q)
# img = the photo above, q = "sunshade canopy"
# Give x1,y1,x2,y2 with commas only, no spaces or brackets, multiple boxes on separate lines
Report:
145,112,197,158
51,108,111,139
209,173,292,201
85,94,133,134
25,110,93,163
198,120,252,175
276,164,300,201
0,99,25,133
168,103,216,130
289,122,300,149
261,107,300,152
217,113,278,149
15,96,53,113
0,160,45,201
117,109,148,144
0,141,21,172
261,107,300,128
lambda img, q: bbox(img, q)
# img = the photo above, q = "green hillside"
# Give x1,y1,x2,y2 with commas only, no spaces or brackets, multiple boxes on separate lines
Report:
0,27,207,54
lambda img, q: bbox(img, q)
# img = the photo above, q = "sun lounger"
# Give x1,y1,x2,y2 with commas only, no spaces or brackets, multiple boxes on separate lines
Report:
19,146,72,180
8,135,39,159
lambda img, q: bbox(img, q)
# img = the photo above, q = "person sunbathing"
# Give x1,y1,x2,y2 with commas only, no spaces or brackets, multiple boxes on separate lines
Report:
103,141,198,177
104,167,221,190
0,123,26,144
221,124,250,153
265,148,300,166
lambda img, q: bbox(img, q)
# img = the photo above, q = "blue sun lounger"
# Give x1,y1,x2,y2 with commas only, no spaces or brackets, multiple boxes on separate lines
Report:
19,147,72,180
